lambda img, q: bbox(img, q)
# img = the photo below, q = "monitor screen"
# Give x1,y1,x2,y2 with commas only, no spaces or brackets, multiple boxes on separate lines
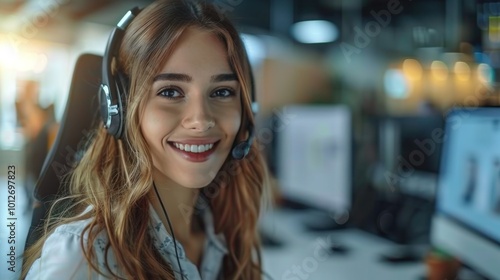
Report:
276,105,351,213
397,116,444,174
376,115,444,199
379,115,444,174
431,107,500,279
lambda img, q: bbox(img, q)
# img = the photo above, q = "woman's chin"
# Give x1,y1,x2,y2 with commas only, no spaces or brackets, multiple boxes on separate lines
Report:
178,177,216,189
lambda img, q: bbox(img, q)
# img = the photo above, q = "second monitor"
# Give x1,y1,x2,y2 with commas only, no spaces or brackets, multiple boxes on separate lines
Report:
431,107,500,279
275,105,352,222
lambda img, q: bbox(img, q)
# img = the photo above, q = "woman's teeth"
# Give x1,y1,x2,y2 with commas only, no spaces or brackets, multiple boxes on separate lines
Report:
173,143,214,153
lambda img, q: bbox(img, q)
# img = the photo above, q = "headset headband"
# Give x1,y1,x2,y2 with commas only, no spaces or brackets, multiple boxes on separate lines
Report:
99,7,140,139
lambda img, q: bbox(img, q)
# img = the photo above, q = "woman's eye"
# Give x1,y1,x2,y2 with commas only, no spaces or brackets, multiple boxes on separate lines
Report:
212,88,235,98
158,88,182,99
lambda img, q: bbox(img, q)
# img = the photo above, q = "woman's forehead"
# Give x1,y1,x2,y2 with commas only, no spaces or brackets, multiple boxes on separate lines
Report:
157,27,234,77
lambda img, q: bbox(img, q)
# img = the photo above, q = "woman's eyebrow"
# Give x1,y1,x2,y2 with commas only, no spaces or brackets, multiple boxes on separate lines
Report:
152,73,238,83
153,73,192,82
211,73,237,82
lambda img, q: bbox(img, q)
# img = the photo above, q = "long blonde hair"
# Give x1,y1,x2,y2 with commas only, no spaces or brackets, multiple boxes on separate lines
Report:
21,0,269,279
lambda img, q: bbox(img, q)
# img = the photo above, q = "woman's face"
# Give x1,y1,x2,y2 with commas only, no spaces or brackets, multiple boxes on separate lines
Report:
141,27,242,189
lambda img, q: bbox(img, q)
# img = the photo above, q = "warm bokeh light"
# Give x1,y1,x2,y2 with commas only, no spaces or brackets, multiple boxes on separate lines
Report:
0,40,48,73
454,61,470,82
402,59,423,80
17,51,38,72
431,60,448,81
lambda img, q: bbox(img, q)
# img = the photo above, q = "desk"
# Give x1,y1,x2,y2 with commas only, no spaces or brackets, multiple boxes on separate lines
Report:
260,208,427,280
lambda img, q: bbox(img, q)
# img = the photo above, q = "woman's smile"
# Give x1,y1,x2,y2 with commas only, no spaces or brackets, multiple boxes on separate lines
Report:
167,139,220,162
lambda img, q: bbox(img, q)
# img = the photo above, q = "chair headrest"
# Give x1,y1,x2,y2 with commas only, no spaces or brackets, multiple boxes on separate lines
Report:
34,53,102,201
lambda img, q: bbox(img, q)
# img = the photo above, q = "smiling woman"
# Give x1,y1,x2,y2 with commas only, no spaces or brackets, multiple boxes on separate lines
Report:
143,27,242,189
20,1,270,279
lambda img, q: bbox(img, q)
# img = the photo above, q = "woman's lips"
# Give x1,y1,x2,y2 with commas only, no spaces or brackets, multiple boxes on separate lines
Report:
168,140,220,162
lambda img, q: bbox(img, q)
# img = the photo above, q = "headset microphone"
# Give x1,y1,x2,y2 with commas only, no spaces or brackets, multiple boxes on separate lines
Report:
231,125,254,160
230,63,259,160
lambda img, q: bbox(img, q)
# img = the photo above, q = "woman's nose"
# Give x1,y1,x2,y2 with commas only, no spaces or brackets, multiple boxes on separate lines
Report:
181,97,215,132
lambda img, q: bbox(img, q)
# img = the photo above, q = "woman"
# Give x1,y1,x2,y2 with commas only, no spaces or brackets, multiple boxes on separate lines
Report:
21,0,269,279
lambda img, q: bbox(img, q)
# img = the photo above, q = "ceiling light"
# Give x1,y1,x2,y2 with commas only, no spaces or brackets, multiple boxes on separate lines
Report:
291,20,339,44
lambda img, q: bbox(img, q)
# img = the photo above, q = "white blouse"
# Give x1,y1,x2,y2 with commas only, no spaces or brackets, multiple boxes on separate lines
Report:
25,203,228,280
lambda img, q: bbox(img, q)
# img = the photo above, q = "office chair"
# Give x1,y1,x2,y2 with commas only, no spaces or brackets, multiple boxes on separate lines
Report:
24,53,102,249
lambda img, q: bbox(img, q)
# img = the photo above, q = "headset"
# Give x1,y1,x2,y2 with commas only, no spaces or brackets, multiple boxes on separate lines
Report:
99,7,258,160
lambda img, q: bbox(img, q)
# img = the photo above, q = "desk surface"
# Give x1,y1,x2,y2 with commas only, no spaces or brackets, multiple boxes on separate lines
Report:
260,208,427,280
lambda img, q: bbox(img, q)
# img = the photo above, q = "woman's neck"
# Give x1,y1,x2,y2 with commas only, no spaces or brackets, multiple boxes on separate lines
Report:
149,170,203,240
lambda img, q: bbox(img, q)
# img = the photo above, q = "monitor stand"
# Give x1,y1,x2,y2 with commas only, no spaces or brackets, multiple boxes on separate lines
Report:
302,208,350,232
279,197,351,253
300,209,352,256
280,197,316,211
280,197,350,231
259,229,285,248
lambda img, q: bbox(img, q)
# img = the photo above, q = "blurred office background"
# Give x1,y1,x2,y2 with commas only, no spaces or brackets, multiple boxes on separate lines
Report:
1,0,500,279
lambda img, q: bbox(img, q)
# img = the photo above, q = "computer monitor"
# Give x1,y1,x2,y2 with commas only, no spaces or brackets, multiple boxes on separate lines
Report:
396,116,443,174
365,115,444,247
431,107,500,279
276,105,352,214
377,115,444,199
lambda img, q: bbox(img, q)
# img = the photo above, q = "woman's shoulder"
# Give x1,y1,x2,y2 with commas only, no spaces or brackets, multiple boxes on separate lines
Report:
25,210,115,279
50,205,108,237
45,207,109,246
52,218,92,238
25,219,94,279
